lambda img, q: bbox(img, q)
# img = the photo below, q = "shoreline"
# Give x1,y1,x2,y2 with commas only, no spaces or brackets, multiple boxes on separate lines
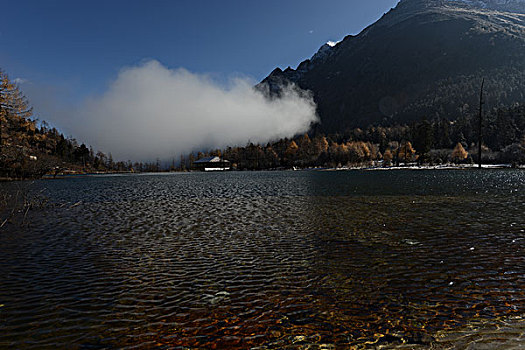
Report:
303,163,524,171
1,164,523,182
361,164,523,171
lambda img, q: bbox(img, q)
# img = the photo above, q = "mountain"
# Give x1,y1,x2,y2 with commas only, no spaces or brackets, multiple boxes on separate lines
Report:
260,0,525,133
450,0,525,13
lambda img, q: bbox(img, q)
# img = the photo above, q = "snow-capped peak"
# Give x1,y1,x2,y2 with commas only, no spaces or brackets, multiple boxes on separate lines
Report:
311,40,341,62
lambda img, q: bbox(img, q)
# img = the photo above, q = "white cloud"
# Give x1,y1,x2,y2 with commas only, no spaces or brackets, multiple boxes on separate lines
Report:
69,60,318,161
13,78,28,84
327,40,341,47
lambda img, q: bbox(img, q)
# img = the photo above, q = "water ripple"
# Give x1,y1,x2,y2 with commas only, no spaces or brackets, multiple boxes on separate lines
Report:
0,170,523,349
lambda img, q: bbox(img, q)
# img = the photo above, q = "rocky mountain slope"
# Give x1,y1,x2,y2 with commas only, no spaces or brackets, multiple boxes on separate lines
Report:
260,0,525,132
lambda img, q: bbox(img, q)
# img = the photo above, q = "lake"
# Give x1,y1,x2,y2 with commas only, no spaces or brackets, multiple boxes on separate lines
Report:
0,170,524,349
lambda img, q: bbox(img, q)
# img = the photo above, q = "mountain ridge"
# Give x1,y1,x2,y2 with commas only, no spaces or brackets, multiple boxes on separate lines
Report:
260,0,525,132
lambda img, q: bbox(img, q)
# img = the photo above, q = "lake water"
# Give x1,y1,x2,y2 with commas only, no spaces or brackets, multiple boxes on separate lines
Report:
0,170,524,349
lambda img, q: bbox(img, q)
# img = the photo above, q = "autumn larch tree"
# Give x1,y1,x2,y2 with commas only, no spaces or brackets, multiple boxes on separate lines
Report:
0,70,32,154
0,70,34,177
383,149,393,166
451,142,468,163
398,141,416,165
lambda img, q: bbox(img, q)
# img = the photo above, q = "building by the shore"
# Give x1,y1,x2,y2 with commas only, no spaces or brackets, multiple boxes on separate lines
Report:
192,156,231,171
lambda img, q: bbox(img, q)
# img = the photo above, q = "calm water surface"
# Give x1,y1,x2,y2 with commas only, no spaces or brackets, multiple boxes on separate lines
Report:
0,170,524,349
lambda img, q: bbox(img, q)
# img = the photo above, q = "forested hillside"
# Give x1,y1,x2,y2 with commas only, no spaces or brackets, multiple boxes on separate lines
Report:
261,0,525,132
2,66,524,177
0,70,125,179
186,106,525,170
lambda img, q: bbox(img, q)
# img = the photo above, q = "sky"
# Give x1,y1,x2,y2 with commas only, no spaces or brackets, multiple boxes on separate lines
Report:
1,0,399,97
0,0,400,160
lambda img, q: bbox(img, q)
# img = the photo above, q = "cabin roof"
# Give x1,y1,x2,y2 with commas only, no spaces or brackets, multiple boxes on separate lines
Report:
194,156,230,164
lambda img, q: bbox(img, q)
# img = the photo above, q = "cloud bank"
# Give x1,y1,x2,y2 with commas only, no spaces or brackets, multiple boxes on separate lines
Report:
72,60,318,161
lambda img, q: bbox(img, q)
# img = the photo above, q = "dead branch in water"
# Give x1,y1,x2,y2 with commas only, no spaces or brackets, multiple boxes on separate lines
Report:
0,183,49,228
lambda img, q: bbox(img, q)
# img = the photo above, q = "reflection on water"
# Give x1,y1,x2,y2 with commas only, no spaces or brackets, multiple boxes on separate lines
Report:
0,170,524,349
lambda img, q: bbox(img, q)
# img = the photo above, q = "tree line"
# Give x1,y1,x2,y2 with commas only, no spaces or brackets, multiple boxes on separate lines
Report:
0,69,127,179
184,106,525,170
1,67,524,178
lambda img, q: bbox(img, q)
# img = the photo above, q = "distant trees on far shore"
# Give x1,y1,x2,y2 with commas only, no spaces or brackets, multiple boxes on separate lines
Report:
185,106,525,170
1,66,524,178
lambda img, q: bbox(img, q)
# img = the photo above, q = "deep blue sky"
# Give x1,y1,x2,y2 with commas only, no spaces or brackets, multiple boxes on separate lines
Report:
1,0,399,101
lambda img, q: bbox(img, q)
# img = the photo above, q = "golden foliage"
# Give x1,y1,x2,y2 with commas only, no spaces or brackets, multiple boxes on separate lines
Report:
315,136,329,153
451,142,468,162
286,140,298,152
383,149,393,163
398,141,416,163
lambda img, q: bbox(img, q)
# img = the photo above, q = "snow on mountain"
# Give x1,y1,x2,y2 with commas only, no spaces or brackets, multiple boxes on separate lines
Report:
311,43,335,62
287,40,343,76
260,0,525,131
